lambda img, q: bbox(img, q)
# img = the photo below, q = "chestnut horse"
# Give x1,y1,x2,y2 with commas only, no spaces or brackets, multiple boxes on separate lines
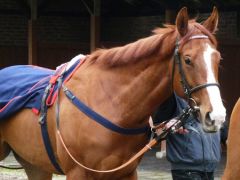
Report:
223,98,240,180
0,7,226,180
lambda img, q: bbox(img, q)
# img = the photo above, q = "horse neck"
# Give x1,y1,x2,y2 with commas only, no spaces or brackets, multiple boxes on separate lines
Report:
69,38,176,128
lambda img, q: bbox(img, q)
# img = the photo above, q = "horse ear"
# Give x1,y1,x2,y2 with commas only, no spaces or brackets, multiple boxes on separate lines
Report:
203,6,219,33
176,7,189,37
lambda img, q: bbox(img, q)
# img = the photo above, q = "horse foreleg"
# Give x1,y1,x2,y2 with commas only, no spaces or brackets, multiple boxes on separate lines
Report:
66,167,88,180
0,133,11,160
66,168,138,180
13,152,53,180
121,170,138,180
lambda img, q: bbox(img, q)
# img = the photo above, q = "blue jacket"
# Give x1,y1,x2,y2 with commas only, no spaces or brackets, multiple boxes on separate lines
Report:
152,94,221,172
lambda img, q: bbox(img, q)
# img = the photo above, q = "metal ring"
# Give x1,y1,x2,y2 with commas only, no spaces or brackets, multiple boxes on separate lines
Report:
188,98,200,111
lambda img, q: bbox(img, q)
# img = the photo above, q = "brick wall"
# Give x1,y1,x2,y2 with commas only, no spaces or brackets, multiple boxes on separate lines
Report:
37,16,90,44
101,16,165,44
218,12,239,39
201,11,239,40
0,11,238,47
0,0,19,10
0,15,27,46
101,12,239,44
0,0,28,66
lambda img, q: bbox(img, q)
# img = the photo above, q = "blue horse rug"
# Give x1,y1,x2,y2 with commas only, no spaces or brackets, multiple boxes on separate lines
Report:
0,54,85,120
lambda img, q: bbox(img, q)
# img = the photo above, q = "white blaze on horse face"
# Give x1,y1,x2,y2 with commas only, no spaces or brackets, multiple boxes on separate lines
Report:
203,44,226,128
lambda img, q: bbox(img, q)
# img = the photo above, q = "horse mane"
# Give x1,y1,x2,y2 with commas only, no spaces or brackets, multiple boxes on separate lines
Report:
88,19,217,67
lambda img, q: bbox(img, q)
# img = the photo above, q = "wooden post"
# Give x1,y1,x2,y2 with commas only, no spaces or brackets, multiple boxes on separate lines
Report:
90,0,101,52
28,0,38,65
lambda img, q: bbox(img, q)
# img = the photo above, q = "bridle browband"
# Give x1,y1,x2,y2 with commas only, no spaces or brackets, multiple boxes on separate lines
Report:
172,35,220,106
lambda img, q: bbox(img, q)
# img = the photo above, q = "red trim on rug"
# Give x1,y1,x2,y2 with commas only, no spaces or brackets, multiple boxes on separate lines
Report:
32,108,39,115
0,96,21,113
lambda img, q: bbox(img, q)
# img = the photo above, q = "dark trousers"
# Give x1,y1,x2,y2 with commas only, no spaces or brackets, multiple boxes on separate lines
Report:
171,170,214,180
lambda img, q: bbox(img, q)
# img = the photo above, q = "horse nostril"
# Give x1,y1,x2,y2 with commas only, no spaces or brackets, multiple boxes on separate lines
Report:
205,112,215,126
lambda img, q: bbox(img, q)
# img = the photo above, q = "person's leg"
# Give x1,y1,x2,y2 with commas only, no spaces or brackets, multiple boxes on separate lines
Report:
171,170,214,180
171,170,202,180
204,172,214,180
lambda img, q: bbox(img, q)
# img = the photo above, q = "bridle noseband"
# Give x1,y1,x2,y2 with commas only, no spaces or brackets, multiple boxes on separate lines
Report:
172,35,220,108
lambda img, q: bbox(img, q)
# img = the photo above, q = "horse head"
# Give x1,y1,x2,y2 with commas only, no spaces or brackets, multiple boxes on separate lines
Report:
172,7,226,132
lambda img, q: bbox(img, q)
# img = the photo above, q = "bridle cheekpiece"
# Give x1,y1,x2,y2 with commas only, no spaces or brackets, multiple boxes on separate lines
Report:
172,35,220,110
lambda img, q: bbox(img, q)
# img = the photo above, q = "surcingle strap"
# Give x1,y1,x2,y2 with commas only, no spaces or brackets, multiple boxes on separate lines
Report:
39,55,85,174
39,78,64,174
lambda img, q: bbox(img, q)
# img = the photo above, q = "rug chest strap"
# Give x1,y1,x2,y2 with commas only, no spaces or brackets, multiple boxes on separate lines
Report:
39,82,64,174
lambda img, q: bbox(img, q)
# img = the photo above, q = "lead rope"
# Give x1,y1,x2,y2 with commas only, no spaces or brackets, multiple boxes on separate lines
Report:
57,130,158,173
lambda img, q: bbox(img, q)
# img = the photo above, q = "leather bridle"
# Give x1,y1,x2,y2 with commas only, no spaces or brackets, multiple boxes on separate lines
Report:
172,35,220,109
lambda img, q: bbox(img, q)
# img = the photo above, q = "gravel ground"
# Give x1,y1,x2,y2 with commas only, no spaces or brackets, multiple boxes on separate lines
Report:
0,148,225,180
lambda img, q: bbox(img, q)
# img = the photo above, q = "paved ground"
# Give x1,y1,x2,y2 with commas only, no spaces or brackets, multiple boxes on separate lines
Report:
0,147,225,180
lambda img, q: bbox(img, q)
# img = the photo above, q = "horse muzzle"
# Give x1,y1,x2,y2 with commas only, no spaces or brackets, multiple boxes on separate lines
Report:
201,110,226,133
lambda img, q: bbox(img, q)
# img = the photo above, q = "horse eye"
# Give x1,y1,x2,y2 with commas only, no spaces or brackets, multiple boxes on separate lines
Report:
184,58,191,65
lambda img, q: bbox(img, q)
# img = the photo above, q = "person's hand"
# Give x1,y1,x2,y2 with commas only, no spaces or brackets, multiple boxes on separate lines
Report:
149,117,189,135
165,119,189,134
